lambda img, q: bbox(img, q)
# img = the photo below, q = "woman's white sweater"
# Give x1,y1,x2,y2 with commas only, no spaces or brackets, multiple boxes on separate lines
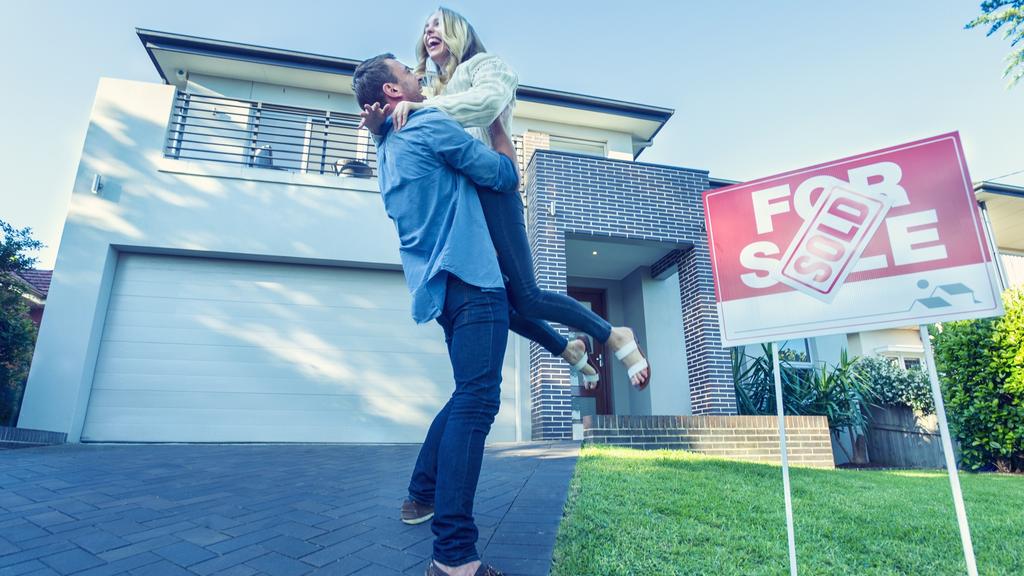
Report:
427,53,518,147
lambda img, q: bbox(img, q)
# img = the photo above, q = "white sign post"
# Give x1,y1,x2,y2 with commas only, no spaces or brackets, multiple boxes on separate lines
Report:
919,324,978,576
703,133,1003,575
771,342,799,576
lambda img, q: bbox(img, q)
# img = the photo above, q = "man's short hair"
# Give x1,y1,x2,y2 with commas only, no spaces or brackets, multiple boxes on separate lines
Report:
353,53,397,109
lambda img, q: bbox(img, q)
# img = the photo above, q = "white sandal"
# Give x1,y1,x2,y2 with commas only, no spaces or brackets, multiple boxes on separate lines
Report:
615,339,650,390
570,352,600,389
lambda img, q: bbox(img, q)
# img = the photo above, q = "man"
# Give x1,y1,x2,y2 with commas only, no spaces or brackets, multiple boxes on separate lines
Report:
352,54,518,576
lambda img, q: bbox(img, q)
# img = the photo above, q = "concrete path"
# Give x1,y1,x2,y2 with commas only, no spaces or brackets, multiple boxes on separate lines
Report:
0,442,578,576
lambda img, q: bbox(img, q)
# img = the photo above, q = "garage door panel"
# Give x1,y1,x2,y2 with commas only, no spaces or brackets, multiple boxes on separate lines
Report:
83,254,520,443
84,403,448,441
119,256,407,291
96,338,447,363
99,326,446,355
105,295,417,327
101,318,441,350
84,421,436,443
90,371,516,403
86,400,518,443
89,372,460,396
94,352,457,383
86,389,450,416
96,341,452,376
83,415,435,443
113,273,412,308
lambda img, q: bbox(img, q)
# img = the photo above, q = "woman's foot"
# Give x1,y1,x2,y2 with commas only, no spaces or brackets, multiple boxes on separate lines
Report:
561,339,599,389
607,327,650,389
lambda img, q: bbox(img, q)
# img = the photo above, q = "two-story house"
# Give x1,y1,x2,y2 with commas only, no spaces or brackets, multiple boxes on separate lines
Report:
19,30,893,468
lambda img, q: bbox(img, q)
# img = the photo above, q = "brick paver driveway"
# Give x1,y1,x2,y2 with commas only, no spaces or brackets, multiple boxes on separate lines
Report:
0,442,578,576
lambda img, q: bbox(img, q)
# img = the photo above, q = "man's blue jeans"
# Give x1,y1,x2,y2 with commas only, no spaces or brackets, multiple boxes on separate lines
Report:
408,274,509,566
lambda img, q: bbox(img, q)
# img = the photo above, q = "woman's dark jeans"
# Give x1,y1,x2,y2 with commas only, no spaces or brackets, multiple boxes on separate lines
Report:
408,275,509,566
508,308,566,356
478,185,613,351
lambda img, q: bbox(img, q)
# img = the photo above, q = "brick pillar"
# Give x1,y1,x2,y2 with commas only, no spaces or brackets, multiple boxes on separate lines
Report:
521,131,550,167
678,242,736,414
525,152,573,440
519,131,549,197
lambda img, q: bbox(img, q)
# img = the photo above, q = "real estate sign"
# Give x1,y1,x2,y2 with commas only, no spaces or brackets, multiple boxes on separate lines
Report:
704,132,1004,347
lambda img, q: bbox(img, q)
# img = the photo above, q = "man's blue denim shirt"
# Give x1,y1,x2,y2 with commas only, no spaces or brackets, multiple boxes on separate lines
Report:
376,108,520,324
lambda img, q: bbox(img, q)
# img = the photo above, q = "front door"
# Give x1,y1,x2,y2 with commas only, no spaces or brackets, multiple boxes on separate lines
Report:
567,287,613,415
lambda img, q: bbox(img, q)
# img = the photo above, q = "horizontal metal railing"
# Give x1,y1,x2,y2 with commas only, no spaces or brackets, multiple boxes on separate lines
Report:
165,92,377,178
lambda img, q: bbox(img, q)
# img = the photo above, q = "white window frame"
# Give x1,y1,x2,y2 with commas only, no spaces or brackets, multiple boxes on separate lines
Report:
873,344,925,371
548,134,607,158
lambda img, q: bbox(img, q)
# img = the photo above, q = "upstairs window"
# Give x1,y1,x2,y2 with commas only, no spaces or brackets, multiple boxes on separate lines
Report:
548,135,607,158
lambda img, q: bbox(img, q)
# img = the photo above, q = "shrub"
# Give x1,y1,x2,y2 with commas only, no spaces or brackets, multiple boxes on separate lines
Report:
931,287,1024,473
0,219,43,426
856,355,934,414
0,287,36,425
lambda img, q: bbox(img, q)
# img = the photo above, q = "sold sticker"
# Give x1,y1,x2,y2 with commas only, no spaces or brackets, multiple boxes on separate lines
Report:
703,132,1003,346
776,186,891,301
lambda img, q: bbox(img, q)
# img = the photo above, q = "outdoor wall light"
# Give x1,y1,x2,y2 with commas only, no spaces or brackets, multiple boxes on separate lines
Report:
91,174,103,195
592,251,598,256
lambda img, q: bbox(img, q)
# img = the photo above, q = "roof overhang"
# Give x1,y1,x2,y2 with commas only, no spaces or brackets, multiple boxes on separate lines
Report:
975,181,1024,252
137,29,673,158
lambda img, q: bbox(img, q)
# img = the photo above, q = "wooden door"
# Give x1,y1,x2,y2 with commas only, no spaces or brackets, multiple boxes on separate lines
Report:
567,287,613,415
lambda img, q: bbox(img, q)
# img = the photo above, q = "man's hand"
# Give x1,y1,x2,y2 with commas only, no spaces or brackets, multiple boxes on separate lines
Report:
358,103,390,134
393,101,424,131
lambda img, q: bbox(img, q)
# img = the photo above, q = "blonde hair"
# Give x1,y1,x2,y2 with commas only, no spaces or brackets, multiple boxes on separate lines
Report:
415,6,486,95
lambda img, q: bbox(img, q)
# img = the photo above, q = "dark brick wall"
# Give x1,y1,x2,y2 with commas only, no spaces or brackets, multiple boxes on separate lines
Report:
582,415,835,468
525,151,737,439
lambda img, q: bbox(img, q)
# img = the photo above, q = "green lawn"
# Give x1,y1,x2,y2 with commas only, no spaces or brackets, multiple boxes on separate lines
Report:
551,446,1023,576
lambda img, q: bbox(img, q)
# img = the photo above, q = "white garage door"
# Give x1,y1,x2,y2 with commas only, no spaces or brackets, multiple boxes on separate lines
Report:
82,254,519,443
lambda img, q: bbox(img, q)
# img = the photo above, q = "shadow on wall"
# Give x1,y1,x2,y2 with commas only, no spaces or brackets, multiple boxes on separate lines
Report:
89,257,449,434
71,90,377,257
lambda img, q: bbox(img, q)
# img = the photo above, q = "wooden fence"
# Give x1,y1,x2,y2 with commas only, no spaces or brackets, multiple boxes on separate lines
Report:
865,405,949,468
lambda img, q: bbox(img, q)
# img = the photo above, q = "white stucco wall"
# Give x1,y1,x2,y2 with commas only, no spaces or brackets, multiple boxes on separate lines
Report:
640,269,690,414
510,117,634,158
848,327,923,358
18,77,531,441
621,270,652,415
811,334,851,365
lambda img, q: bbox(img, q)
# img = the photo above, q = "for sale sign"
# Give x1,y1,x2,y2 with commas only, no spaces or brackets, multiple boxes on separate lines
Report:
704,132,1004,347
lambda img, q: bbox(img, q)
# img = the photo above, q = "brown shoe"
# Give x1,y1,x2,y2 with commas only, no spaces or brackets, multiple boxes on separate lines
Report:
401,498,434,525
426,560,504,576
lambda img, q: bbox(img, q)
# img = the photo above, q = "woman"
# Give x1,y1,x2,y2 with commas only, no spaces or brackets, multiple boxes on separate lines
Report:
361,7,650,391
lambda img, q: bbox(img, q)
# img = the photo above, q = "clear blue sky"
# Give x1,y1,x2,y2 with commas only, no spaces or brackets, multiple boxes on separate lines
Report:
1,0,1021,268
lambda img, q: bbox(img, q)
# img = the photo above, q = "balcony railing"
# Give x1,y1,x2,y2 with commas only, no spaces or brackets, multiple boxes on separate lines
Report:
165,92,377,178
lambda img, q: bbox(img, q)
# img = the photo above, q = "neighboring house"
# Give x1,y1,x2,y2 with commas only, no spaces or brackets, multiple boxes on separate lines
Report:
975,181,1024,289
13,269,51,327
16,30,844,466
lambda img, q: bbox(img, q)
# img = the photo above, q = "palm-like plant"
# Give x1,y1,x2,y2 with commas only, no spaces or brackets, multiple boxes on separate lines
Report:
731,343,813,416
732,346,876,463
